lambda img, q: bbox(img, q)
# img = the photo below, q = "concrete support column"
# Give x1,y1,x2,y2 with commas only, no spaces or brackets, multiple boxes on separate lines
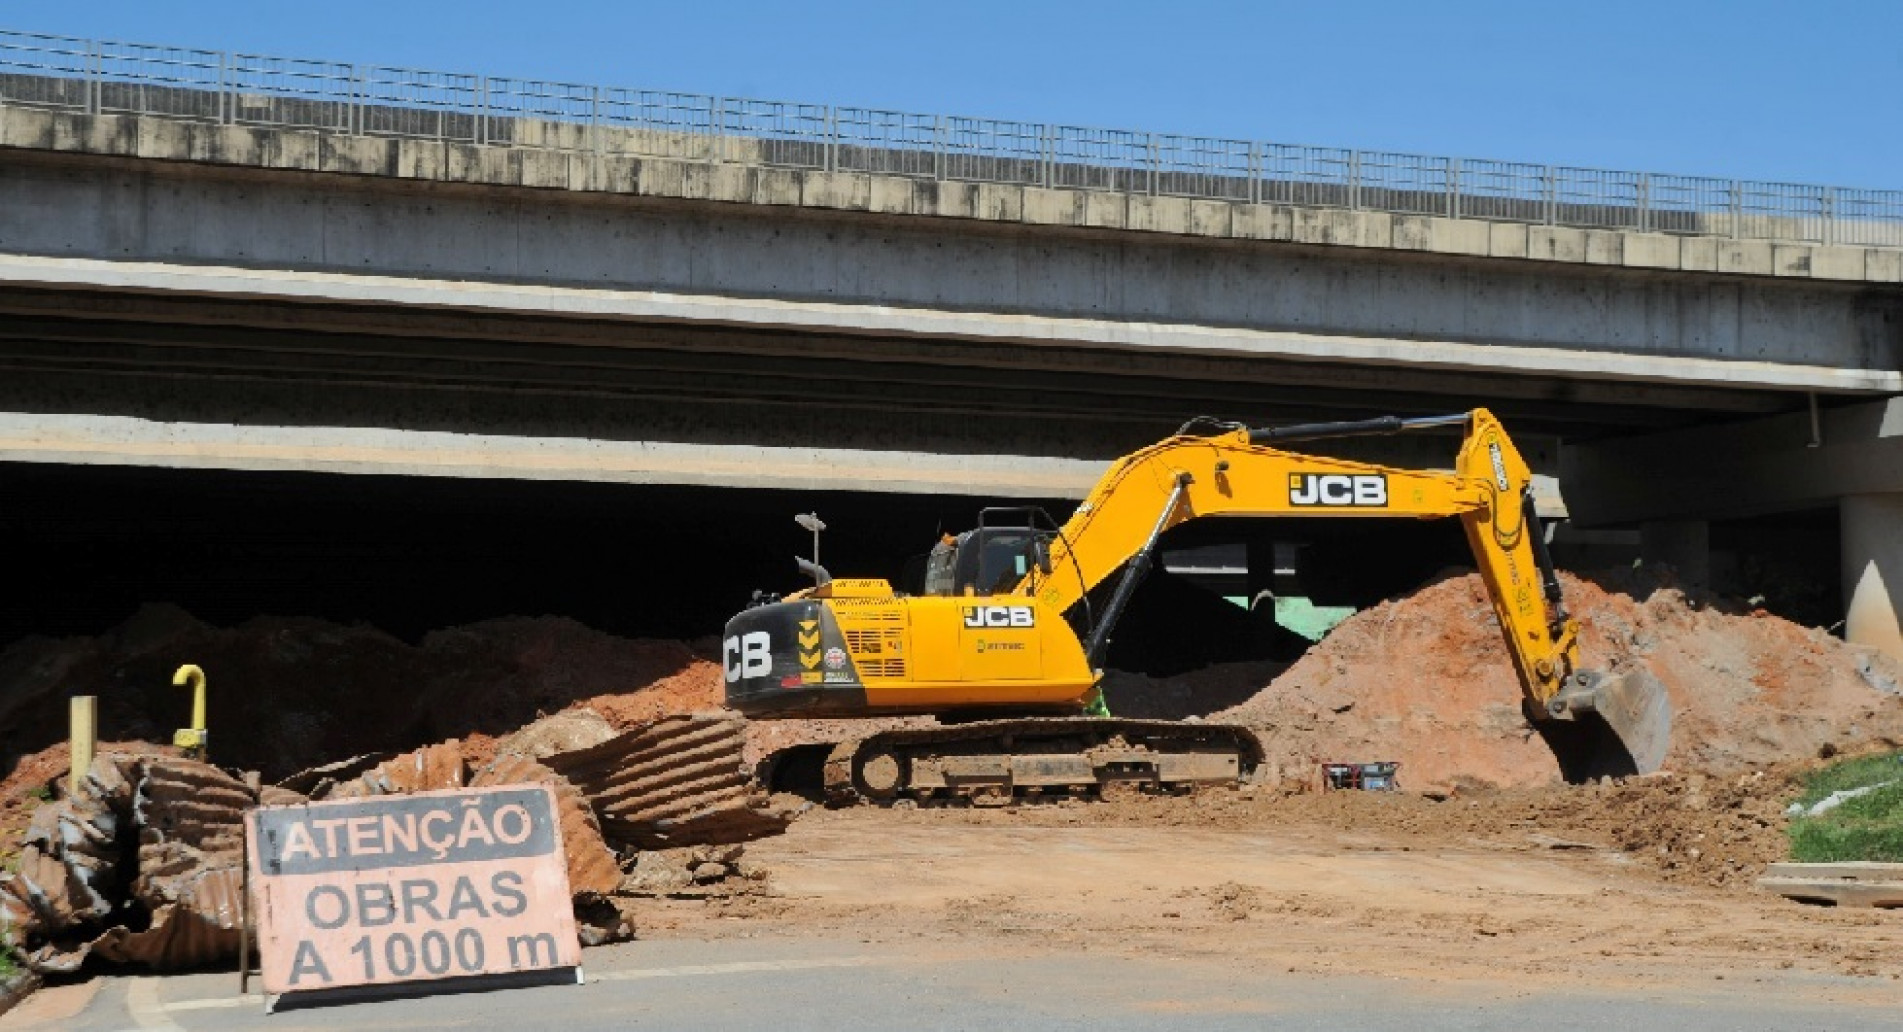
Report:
1641,520,1710,590
1841,494,1903,662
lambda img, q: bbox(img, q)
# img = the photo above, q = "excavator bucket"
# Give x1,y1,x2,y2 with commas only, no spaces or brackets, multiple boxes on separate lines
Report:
1536,668,1672,782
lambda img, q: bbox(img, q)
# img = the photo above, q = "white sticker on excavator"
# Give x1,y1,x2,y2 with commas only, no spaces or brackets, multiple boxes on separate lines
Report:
1488,440,1510,491
963,605,1035,628
1289,473,1387,507
722,632,772,681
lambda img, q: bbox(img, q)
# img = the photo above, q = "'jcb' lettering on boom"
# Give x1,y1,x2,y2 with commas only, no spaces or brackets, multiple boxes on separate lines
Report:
1288,474,1388,507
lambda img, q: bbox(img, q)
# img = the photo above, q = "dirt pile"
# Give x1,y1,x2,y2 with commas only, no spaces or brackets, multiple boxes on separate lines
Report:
0,605,717,781
1213,571,1903,790
1267,769,1800,887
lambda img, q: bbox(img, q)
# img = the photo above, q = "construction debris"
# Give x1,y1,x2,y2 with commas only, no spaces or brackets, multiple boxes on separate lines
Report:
544,713,791,849
0,708,796,974
322,739,466,799
618,843,759,898
496,708,619,761
1759,862,1903,908
0,755,254,973
270,752,392,799
4,756,140,936
470,752,622,897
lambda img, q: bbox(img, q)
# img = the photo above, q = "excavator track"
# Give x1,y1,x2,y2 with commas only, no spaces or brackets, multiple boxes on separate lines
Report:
817,718,1263,807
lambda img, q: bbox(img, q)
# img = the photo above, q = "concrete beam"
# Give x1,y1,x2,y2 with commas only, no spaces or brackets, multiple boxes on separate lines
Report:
0,288,1797,421
0,254,1893,395
1,149,1895,385
0,411,1569,516
1564,398,1903,525
4,106,1899,285
0,412,1104,497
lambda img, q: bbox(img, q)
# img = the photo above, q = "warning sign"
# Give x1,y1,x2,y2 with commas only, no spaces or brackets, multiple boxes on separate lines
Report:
247,784,581,997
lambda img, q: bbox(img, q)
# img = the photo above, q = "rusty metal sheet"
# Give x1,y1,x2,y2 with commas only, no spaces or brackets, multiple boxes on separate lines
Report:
4,755,256,974
127,760,253,973
73,865,246,972
325,741,467,800
0,754,142,945
470,754,621,897
495,709,617,761
247,785,580,998
259,785,309,809
0,845,88,944
542,713,788,849
133,761,252,880
275,752,395,800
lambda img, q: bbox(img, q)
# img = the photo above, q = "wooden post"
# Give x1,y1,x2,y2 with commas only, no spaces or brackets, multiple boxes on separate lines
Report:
69,695,96,789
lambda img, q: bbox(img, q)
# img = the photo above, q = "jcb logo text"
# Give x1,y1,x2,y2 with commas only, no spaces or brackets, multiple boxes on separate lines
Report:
722,632,771,681
1289,473,1388,507
963,605,1035,628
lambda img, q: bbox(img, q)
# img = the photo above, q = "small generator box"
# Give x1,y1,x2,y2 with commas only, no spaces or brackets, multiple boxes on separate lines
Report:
1321,761,1400,791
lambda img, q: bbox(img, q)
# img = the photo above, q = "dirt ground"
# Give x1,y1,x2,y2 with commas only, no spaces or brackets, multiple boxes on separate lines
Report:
639,782,1903,993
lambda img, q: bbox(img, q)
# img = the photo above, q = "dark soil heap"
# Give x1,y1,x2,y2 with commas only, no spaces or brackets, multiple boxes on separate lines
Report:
0,604,722,781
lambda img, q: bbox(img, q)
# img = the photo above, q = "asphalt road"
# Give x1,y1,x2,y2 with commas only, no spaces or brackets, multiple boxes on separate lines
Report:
7,934,1902,1031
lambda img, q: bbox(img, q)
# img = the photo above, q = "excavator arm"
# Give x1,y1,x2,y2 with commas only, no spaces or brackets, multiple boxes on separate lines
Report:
1018,408,1670,777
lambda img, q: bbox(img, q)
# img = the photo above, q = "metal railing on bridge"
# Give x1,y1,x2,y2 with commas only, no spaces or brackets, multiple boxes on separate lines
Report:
1,29,1897,249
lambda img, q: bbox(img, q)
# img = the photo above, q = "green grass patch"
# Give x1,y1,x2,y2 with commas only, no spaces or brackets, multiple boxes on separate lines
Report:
0,943,15,980
1788,750,1903,862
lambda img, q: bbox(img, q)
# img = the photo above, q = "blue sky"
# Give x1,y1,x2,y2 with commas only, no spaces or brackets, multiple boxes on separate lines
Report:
8,1,1898,188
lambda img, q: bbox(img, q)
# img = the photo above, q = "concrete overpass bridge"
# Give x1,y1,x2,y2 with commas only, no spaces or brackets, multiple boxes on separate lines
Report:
0,29,1899,655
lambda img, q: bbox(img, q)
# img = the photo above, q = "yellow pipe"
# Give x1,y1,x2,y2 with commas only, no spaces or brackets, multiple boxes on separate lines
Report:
172,664,207,758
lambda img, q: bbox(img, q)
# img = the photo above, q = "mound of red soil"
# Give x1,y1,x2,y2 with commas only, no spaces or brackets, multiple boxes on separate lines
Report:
582,660,725,728
1215,572,1903,791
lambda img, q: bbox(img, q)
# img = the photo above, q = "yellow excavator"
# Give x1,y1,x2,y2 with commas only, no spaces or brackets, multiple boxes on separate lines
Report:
724,409,1670,803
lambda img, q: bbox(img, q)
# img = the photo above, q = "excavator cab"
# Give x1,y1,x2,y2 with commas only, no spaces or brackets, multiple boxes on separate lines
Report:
923,510,1056,598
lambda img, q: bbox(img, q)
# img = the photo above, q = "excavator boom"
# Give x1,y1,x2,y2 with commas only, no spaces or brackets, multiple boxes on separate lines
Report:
1008,409,1668,775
